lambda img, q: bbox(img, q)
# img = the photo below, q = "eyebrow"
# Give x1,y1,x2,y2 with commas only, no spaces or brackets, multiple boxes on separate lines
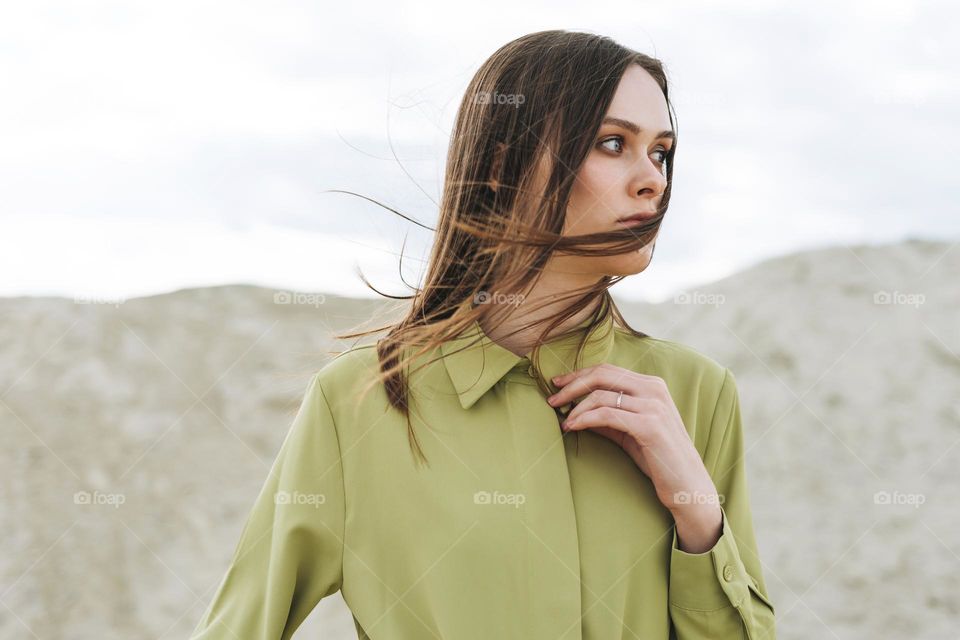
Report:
602,117,675,141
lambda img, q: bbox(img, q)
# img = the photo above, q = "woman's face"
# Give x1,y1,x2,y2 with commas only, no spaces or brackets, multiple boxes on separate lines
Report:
548,64,674,280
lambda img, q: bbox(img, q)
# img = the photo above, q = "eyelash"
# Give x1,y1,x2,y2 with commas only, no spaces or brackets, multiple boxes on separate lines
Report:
598,135,670,165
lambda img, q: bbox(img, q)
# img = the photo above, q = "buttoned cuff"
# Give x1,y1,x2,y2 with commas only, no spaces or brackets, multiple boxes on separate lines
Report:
669,506,754,611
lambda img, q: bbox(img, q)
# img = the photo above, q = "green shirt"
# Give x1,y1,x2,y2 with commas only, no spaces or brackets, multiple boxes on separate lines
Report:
190,311,777,639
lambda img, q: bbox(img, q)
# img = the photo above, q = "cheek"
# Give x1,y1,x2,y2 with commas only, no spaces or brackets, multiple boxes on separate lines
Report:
567,159,618,232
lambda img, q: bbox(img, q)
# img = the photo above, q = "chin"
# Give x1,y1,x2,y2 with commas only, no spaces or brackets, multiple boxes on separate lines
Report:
599,243,656,277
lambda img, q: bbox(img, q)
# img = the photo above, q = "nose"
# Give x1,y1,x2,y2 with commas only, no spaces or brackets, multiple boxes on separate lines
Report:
628,156,667,202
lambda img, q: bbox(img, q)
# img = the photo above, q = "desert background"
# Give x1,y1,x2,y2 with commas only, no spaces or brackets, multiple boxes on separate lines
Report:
1,237,958,639
2,0,958,637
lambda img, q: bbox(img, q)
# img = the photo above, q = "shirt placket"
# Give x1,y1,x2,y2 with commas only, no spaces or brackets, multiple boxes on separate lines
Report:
504,360,584,640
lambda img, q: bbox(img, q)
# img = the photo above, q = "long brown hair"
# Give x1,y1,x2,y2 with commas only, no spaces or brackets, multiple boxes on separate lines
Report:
326,30,677,466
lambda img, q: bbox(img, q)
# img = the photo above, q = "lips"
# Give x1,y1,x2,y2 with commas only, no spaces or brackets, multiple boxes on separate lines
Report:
617,211,657,226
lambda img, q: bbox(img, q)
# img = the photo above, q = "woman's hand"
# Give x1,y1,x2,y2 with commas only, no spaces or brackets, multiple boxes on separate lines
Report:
546,363,723,553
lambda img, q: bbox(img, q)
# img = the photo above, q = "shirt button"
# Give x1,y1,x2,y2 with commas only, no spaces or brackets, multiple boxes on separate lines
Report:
722,565,735,582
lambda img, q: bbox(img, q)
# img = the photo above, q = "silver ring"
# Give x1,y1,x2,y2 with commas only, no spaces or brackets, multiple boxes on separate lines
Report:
616,390,624,409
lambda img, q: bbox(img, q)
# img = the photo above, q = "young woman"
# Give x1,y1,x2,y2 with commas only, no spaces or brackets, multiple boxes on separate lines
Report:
191,30,777,640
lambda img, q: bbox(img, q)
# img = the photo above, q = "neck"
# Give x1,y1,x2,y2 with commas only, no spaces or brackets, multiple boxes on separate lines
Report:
477,273,604,358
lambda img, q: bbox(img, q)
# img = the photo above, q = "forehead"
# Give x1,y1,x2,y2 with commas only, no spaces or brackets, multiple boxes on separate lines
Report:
604,64,672,133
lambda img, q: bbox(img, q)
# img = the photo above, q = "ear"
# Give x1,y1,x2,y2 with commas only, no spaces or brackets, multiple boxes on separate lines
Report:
488,141,508,193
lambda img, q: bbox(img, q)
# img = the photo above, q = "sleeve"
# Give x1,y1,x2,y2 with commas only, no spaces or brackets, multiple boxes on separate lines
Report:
668,368,777,640
189,373,346,640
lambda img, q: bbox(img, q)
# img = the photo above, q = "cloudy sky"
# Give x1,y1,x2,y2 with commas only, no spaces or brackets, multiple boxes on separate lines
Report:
0,0,956,303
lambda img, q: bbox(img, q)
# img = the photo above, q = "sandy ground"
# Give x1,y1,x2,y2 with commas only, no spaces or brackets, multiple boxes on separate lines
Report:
0,237,957,639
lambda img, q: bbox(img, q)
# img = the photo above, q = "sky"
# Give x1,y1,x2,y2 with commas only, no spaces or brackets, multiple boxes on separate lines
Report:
0,0,957,303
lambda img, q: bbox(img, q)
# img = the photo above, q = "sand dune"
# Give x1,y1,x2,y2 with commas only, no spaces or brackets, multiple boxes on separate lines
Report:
0,237,956,639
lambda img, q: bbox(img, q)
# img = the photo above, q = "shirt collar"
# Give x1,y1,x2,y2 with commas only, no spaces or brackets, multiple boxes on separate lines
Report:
439,309,616,410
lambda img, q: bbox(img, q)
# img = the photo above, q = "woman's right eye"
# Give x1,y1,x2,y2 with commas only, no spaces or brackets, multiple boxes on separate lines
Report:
598,135,624,154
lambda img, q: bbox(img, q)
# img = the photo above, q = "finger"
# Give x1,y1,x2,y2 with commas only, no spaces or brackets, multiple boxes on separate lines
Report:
564,389,638,423
551,364,605,387
562,405,638,436
552,368,670,410
554,363,664,389
549,365,631,407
